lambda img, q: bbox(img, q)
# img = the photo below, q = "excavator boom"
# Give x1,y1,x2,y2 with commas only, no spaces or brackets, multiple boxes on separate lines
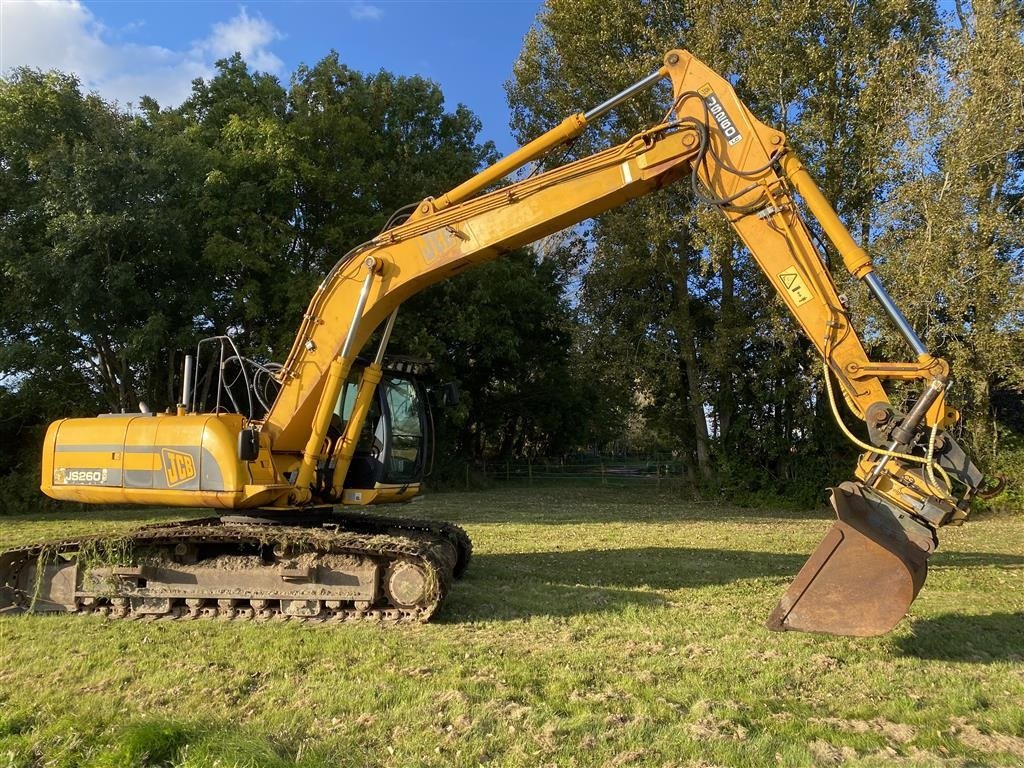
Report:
6,48,984,636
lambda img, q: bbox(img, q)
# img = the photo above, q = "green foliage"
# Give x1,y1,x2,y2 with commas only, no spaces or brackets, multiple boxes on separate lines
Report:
0,51,580,509
507,0,1024,491
395,250,591,460
85,721,191,768
861,0,1024,466
0,387,85,515
0,69,204,415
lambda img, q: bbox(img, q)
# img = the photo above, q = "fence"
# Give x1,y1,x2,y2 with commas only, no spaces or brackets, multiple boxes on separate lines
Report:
462,455,691,488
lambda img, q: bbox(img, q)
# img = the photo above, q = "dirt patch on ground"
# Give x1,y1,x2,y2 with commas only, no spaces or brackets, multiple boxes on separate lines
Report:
810,716,917,744
602,749,647,767
433,689,469,707
684,699,748,742
809,740,857,765
950,717,1024,757
685,715,747,742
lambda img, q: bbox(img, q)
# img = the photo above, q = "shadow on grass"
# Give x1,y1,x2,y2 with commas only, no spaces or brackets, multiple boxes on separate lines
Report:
441,546,807,621
442,545,1024,622
0,716,306,768
929,551,1024,569
897,612,1024,663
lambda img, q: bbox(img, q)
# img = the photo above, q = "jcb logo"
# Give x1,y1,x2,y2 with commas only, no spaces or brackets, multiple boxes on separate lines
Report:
162,449,196,487
419,227,459,264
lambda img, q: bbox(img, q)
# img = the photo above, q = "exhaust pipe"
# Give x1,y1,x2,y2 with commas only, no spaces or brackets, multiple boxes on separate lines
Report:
179,354,194,415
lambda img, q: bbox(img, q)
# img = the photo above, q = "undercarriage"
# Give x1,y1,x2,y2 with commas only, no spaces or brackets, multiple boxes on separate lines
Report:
0,509,471,624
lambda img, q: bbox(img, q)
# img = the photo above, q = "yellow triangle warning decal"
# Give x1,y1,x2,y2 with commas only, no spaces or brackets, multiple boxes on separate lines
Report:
778,267,814,307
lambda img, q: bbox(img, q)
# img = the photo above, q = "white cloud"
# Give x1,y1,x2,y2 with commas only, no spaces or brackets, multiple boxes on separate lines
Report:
198,7,283,73
0,1,285,109
349,2,383,21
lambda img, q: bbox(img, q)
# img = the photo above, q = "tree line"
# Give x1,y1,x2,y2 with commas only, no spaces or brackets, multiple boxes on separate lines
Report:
1,0,1021,511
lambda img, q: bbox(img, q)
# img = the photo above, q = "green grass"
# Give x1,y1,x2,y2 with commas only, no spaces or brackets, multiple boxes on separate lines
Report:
1,487,1022,767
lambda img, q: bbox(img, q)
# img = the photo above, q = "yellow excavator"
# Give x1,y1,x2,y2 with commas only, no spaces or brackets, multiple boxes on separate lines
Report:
0,49,985,636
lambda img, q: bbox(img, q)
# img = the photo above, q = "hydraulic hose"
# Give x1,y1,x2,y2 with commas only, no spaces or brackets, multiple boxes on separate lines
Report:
821,361,953,496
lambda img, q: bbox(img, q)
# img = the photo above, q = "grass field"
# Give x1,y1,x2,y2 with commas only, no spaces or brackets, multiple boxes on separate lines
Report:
1,487,1022,768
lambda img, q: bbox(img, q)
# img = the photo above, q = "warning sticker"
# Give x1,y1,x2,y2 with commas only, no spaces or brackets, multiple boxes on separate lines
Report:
778,267,814,307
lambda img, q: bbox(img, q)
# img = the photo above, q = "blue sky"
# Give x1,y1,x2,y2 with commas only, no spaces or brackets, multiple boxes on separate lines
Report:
0,0,545,153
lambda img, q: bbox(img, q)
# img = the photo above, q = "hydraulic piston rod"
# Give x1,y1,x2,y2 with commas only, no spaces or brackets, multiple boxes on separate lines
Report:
373,310,399,366
863,272,928,357
294,257,380,498
179,354,194,415
432,69,666,213
781,154,929,358
865,378,946,485
583,69,666,122
329,309,399,497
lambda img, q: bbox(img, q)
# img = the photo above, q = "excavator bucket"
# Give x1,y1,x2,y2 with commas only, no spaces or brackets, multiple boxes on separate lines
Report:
766,481,936,636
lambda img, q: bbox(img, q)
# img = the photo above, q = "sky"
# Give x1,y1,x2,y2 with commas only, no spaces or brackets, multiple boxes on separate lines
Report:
0,0,545,154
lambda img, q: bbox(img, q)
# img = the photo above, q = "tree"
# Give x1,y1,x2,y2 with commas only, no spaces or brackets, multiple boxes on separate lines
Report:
506,0,972,489
0,70,206,416
866,0,1024,467
170,55,297,357
394,250,587,461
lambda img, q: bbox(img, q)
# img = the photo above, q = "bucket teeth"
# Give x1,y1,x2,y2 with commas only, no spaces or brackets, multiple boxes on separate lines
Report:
767,481,936,637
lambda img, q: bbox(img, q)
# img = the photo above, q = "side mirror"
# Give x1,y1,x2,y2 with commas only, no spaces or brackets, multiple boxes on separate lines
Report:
237,427,260,462
442,381,460,407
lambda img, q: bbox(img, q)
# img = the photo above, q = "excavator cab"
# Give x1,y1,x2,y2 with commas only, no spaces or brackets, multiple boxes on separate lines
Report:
323,358,436,506
335,361,433,493
184,338,435,503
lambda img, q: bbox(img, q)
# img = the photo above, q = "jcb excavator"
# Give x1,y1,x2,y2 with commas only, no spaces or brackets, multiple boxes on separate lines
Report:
0,49,985,636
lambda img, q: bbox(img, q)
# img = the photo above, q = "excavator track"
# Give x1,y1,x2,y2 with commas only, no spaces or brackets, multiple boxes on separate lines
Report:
0,511,471,624
323,508,473,578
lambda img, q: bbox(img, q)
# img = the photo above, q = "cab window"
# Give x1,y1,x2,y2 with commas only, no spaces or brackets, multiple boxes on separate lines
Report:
383,376,423,482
